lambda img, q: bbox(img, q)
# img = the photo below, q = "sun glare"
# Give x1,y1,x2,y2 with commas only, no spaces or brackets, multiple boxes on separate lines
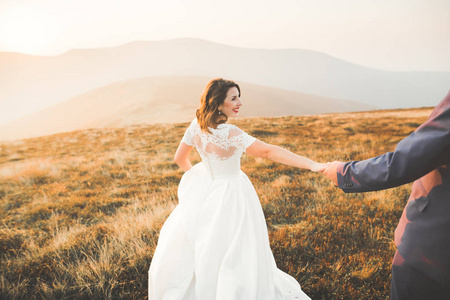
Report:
0,4,62,55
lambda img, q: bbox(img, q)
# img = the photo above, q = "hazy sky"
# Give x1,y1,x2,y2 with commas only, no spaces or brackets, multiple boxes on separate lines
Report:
0,0,449,71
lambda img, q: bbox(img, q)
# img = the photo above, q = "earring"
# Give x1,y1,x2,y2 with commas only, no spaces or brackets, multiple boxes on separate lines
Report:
218,110,221,115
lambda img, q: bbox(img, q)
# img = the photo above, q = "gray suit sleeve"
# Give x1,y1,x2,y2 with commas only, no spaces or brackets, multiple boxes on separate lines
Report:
337,93,450,193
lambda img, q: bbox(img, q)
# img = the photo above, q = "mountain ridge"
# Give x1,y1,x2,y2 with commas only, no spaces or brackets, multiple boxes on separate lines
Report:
1,38,449,126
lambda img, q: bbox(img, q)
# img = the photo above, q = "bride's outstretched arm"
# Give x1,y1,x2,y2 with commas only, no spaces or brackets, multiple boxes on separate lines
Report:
246,140,326,172
174,142,193,172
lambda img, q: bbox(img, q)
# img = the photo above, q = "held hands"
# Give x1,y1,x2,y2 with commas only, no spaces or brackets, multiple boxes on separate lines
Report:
309,161,343,187
310,162,328,173
323,161,342,186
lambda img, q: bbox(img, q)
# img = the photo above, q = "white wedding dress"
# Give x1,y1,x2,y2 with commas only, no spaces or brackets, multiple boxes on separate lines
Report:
149,118,310,300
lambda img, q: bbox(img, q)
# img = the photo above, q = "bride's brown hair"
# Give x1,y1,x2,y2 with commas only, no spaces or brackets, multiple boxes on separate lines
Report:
196,78,241,133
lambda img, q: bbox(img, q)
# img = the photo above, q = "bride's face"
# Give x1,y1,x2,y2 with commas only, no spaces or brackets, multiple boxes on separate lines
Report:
219,87,242,118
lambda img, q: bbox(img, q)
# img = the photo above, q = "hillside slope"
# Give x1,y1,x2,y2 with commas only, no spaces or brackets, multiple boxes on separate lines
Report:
0,107,432,299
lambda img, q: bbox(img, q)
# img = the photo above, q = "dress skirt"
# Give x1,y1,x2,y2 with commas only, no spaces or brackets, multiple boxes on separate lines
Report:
149,162,310,300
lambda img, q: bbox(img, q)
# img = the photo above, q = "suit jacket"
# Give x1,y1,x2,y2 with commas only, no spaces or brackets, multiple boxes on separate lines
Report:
337,91,450,285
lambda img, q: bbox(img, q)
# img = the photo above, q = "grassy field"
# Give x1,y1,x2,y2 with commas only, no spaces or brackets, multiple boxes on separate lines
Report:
0,108,432,299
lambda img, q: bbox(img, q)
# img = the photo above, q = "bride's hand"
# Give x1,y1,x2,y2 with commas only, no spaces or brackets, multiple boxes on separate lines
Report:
310,162,327,172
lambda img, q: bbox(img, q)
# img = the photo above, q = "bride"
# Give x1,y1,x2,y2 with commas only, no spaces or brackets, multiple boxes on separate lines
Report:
149,78,325,299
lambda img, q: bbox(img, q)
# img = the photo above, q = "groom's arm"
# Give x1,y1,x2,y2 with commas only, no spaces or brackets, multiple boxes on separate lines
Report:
335,93,450,193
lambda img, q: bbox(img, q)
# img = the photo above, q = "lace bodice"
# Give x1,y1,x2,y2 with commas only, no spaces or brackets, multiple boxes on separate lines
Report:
181,118,256,177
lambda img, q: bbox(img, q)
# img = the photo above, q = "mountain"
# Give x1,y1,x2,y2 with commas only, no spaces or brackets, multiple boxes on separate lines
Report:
0,75,374,141
1,38,449,125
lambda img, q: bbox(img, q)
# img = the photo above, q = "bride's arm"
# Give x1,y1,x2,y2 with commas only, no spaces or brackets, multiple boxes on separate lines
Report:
246,140,326,172
174,142,193,172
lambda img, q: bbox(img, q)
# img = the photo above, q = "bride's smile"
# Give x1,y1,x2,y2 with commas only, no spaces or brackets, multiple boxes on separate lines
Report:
219,86,242,117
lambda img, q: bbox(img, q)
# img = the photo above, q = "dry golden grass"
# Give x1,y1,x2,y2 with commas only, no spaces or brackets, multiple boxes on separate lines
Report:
0,107,432,299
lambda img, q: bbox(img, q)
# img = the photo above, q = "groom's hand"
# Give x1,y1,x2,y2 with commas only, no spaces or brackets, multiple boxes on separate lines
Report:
323,161,342,186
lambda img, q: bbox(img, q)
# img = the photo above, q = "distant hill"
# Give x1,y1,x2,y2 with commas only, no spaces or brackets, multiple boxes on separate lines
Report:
1,38,449,125
0,76,374,141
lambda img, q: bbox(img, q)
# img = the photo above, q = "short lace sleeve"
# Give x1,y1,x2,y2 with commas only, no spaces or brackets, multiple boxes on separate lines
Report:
181,119,198,146
229,125,257,152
